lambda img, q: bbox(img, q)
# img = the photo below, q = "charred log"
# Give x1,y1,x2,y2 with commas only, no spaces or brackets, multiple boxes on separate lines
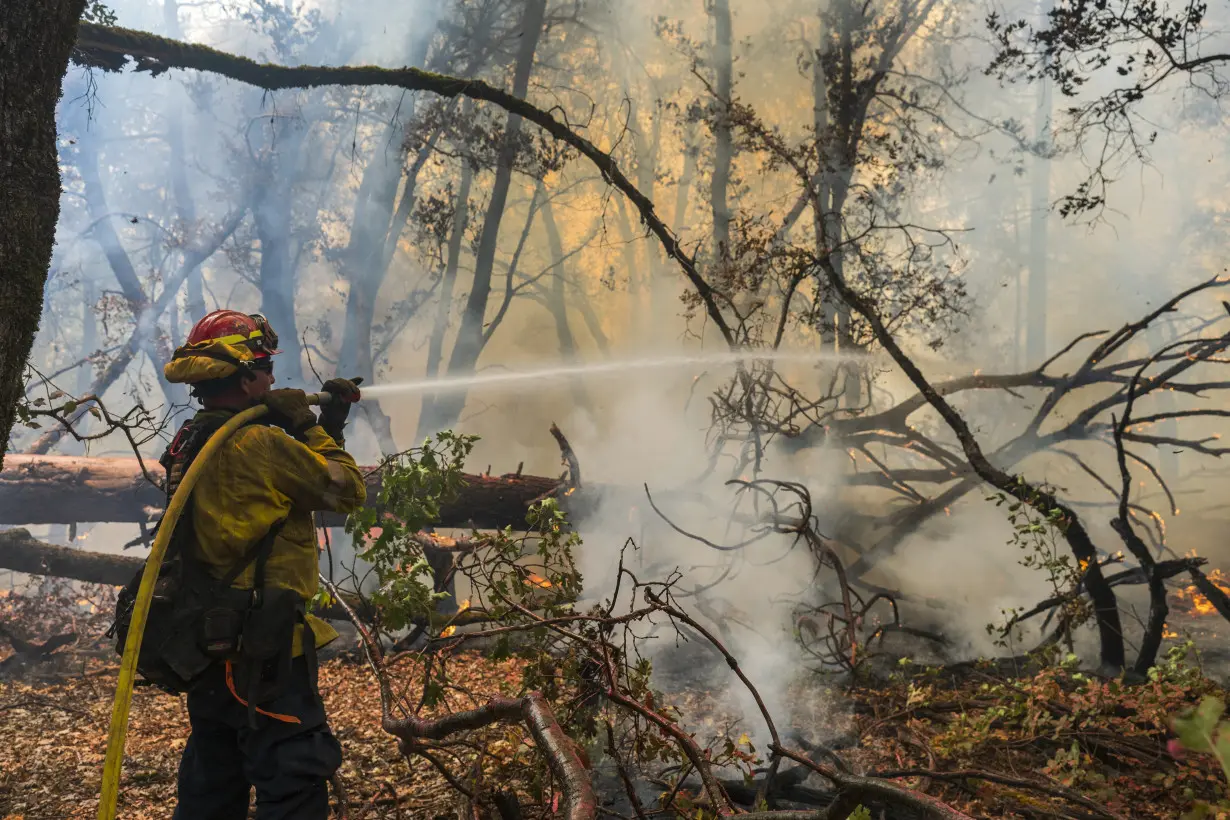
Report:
0,455,564,528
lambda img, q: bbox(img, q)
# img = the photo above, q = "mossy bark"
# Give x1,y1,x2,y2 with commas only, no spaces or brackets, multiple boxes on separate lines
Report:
0,0,89,470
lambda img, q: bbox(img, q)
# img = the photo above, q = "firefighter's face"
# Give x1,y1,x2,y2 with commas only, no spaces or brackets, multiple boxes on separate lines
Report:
241,362,276,402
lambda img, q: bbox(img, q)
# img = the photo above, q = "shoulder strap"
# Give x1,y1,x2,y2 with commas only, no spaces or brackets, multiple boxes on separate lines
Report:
217,518,287,592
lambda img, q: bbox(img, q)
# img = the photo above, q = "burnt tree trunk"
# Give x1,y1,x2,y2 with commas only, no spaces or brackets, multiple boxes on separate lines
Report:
0,455,563,529
0,0,89,471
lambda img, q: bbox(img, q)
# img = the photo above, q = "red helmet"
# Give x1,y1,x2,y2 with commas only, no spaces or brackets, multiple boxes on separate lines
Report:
186,310,281,358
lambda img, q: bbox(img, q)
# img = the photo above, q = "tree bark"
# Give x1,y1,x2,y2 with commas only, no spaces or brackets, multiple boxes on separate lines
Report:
0,0,89,471
0,528,376,622
0,454,564,529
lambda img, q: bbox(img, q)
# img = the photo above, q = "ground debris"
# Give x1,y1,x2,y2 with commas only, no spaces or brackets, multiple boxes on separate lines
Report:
1,646,1223,820
0,652,525,819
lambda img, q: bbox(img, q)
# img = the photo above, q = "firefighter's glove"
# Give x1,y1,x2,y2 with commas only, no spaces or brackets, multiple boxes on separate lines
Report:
319,376,362,443
263,388,319,439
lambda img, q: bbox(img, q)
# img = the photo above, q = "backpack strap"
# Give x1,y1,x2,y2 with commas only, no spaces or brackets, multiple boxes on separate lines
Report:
217,518,286,594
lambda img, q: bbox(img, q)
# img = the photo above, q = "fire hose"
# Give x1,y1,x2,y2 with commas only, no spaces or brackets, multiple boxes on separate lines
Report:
98,389,347,820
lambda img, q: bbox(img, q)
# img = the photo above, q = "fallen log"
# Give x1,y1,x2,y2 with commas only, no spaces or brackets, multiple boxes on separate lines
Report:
0,529,359,624
0,455,563,529
0,530,564,628
0,528,142,586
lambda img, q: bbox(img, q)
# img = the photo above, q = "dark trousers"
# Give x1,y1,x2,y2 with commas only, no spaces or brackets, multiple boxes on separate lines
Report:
172,656,341,820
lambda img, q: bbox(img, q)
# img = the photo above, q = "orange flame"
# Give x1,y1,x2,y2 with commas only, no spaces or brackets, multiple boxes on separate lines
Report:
524,573,553,589
1173,568,1229,617
438,599,473,639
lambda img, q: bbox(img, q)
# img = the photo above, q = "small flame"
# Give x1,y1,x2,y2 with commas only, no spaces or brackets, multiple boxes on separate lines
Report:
1163,624,1179,640
438,600,472,639
564,487,576,496
1174,568,1229,617
524,573,553,589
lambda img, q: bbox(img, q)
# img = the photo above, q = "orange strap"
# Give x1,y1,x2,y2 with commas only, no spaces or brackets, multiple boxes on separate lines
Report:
224,660,301,724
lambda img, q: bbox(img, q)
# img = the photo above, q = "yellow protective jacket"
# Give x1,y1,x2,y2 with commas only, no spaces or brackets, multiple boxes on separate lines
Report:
186,410,367,655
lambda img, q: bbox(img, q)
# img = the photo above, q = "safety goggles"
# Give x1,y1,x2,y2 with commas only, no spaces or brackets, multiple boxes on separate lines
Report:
247,313,281,356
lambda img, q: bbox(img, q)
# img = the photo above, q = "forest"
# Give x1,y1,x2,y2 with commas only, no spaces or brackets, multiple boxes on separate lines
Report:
2,0,1230,817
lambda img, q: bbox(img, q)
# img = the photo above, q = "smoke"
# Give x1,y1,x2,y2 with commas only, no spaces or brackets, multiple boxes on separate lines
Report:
29,0,1230,755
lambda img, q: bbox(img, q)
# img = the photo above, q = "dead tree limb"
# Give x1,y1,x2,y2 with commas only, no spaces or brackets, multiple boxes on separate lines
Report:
817,257,1129,674
1187,566,1230,622
318,574,596,820
549,422,581,489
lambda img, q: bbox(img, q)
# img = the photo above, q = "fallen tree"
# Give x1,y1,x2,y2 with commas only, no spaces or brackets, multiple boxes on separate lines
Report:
0,527,509,629
0,528,141,586
0,454,564,528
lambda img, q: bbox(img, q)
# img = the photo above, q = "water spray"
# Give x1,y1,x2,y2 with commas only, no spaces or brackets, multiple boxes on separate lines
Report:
362,349,870,400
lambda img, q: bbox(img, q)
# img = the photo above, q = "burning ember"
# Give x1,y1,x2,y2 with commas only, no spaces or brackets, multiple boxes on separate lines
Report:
1173,568,1229,617
438,599,472,638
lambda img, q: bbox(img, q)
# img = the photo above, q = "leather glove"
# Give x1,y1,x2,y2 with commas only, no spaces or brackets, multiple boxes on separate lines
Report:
263,388,319,438
318,376,362,443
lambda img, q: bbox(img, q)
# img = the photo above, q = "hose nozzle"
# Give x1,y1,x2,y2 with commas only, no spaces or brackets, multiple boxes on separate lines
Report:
309,375,364,407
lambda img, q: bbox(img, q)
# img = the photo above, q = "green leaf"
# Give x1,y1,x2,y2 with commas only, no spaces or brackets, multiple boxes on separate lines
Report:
1173,696,1225,754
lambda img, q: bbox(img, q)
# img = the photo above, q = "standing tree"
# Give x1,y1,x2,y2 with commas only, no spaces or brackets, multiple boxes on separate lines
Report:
0,0,89,468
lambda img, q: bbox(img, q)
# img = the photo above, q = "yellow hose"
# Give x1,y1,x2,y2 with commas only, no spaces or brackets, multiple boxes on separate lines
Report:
98,393,330,820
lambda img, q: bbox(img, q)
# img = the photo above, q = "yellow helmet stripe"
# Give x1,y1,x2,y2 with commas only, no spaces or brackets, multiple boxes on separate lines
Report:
207,330,264,346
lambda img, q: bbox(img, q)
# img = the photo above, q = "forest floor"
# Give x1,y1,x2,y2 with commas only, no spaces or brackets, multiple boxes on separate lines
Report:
1,579,1228,820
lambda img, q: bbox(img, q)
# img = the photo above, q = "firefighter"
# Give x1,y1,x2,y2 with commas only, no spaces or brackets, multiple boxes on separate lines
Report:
160,309,365,820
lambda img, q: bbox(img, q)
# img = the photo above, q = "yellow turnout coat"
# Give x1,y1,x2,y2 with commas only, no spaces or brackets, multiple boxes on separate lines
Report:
186,411,366,655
